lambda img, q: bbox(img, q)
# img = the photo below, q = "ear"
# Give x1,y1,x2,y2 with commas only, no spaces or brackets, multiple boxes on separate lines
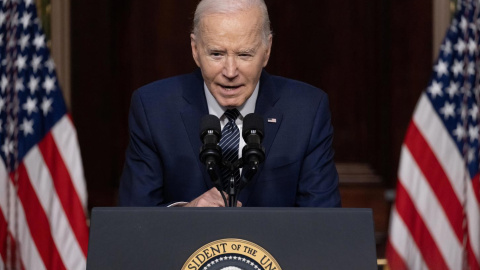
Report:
191,33,201,67
262,34,273,67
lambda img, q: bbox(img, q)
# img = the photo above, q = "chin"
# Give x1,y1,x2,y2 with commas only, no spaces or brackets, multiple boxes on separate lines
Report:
219,100,243,108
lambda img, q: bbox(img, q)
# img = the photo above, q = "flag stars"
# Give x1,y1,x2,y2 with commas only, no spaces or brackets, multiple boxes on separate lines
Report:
19,34,30,51
446,81,459,98
22,97,37,115
19,118,34,136
460,16,468,32
475,86,480,98
452,59,464,77
15,80,24,92
0,11,5,26
28,76,39,94
7,37,16,50
43,76,56,94
468,125,479,142
20,12,31,29
453,124,466,141
450,19,458,32
45,58,55,73
15,55,27,71
467,147,476,163
461,83,472,97
469,104,479,121
31,55,42,72
33,34,45,50
434,60,448,77
2,139,13,156
41,97,53,116
467,62,475,75
440,101,456,119
468,38,477,55
459,104,469,120
7,118,15,136
427,80,443,98
469,22,478,33
441,40,452,55
0,33,3,46
454,38,466,54
1,75,8,93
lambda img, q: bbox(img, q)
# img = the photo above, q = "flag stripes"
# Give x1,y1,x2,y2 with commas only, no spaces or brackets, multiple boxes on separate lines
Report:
466,174,480,267
0,116,87,269
0,159,45,270
388,208,428,269
412,95,466,202
404,122,464,242
16,163,67,270
37,132,88,256
388,91,480,269
52,116,87,208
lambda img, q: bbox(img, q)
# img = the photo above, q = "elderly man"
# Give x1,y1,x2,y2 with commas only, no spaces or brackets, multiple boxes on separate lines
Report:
118,0,341,207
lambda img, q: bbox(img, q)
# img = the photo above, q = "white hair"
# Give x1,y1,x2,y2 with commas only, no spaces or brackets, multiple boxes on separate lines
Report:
192,0,272,44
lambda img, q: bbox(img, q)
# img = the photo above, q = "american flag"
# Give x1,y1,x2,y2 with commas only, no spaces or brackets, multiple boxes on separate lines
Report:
0,0,88,269
387,0,480,269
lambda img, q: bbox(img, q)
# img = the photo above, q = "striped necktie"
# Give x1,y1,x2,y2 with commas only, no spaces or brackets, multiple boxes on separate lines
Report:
219,109,241,189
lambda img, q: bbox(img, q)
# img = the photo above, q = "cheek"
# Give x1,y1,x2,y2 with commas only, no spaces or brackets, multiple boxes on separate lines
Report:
242,67,262,83
202,62,223,79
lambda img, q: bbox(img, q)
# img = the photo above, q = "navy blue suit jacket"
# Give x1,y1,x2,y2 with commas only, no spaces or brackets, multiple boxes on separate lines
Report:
118,70,341,207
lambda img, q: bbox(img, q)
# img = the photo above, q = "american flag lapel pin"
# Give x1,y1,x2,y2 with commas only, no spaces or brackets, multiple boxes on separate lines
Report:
267,118,277,123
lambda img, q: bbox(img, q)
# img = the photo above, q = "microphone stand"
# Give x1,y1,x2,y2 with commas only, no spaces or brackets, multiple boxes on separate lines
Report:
224,158,259,207
234,160,259,207
222,160,241,207
228,174,236,207
205,160,228,207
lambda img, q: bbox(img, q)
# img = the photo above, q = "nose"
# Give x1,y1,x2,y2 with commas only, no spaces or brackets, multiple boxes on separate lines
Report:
222,55,238,79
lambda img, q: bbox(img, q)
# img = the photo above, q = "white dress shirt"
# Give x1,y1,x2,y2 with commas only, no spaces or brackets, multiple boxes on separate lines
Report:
168,82,259,207
204,82,259,159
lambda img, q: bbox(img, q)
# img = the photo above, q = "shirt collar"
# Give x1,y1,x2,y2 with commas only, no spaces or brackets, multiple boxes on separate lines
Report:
204,82,259,119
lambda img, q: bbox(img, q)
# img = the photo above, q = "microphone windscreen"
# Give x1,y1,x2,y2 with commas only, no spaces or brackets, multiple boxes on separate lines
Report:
242,113,264,140
200,114,221,139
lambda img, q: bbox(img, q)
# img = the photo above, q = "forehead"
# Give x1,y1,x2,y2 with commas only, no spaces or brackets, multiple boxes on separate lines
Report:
198,8,264,48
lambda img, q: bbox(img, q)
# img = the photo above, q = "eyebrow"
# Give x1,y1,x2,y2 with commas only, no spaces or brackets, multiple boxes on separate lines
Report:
237,48,257,54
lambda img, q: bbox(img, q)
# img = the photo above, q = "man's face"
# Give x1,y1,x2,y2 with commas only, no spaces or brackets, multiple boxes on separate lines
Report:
191,7,272,108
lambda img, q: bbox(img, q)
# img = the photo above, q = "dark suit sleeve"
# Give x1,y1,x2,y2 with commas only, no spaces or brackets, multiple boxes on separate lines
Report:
118,91,165,206
295,94,341,207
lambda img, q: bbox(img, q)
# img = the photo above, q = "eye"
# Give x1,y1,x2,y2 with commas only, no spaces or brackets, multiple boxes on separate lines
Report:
209,52,223,59
239,53,253,59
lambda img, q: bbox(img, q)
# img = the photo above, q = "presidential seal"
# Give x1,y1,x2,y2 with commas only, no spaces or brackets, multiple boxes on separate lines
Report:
182,238,282,270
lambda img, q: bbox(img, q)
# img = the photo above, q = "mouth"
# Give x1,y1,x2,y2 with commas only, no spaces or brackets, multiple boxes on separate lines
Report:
218,84,243,91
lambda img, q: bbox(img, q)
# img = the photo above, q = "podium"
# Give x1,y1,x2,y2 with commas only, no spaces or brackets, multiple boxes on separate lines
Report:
86,207,377,270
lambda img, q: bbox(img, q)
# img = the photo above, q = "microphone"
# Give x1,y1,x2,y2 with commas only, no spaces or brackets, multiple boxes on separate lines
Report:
199,115,222,167
242,113,265,165
235,113,265,198
199,115,227,206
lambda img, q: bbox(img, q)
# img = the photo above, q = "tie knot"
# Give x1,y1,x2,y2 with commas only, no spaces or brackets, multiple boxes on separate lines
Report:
224,109,240,122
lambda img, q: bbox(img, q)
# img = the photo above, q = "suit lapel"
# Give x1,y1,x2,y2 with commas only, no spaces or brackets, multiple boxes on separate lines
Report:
180,70,213,190
239,70,283,204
